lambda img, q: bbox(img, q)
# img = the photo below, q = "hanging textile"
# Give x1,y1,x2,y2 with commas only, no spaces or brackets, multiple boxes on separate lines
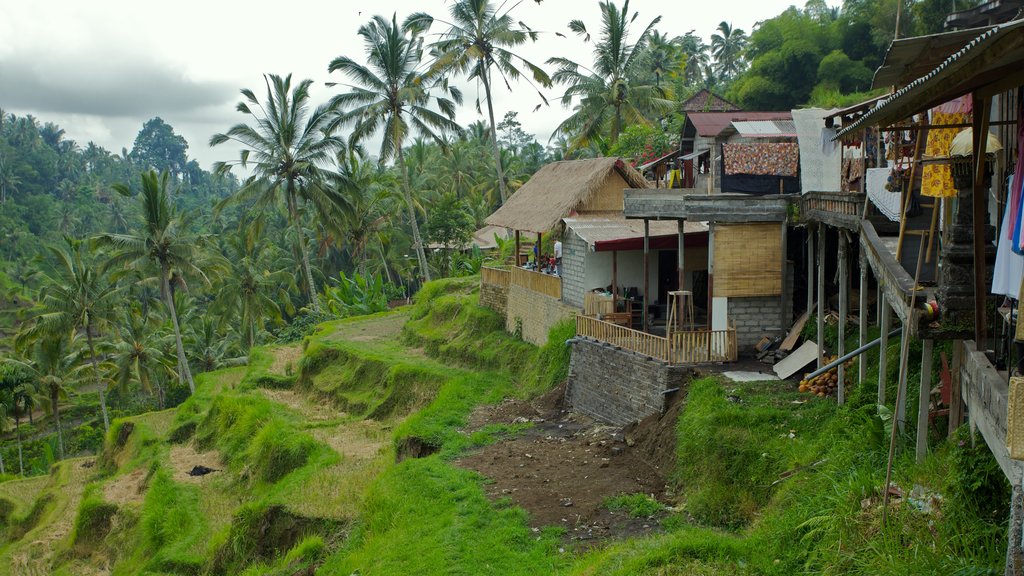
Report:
722,143,799,176
921,110,967,198
1008,98,1024,243
841,156,865,193
866,167,901,222
993,196,1024,297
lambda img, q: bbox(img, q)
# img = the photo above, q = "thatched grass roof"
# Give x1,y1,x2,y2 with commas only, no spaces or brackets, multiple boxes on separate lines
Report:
485,158,650,234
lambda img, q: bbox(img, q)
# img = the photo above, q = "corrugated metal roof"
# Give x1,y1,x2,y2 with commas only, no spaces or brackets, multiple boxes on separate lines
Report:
872,25,995,88
836,18,1024,140
687,111,793,138
563,215,708,249
731,120,797,138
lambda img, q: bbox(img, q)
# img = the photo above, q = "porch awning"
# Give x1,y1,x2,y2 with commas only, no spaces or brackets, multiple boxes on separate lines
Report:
563,216,709,252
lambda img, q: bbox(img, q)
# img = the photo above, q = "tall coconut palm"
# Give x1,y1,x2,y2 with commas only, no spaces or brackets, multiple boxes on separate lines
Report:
214,230,291,352
328,13,464,283
0,362,29,475
711,21,748,81
18,237,119,432
330,152,399,276
11,336,83,461
413,0,550,205
547,0,673,149
679,32,711,87
110,308,176,409
98,170,207,394
210,74,347,313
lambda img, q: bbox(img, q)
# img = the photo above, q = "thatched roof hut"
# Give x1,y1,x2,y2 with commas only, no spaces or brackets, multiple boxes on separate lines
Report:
485,158,650,234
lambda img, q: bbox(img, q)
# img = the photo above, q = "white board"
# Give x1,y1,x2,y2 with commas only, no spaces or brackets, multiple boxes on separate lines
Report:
773,340,819,380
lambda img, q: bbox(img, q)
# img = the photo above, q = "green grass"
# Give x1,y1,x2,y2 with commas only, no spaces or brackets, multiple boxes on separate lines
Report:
604,493,666,518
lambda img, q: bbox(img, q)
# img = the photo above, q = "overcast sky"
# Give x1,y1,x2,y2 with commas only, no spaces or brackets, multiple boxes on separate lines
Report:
0,0,837,171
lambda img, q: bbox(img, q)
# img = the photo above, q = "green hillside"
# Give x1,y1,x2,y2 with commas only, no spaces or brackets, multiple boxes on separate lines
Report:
0,279,1007,575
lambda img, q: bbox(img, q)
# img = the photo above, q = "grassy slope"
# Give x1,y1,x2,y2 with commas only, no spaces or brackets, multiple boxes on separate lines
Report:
0,277,1008,575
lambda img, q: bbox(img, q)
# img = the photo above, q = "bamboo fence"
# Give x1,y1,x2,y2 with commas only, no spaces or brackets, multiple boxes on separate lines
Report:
481,266,510,288
509,267,561,299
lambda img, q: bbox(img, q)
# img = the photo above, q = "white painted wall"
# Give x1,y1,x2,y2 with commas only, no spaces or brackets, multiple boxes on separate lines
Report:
581,245,708,302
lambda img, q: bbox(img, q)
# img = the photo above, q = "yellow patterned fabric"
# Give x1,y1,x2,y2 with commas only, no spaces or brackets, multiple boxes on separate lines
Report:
921,111,966,198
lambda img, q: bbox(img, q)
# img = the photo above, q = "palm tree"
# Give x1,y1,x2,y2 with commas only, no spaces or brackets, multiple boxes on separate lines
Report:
11,336,83,460
331,152,399,276
414,0,550,205
547,0,673,149
109,308,176,409
210,73,347,313
328,13,464,283
98,170,208,394
215,229,291,351
0,362,29,475
679,32,711,87
644,30,684,89
710,21,748,81
18,237,119,432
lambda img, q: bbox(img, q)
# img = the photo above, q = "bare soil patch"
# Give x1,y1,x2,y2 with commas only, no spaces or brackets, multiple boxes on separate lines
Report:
169,443,223,484
457,384,679,547
260,388,339,423
103,468,147,506
326,313,408,343
310,420,387,461
269,345,303,375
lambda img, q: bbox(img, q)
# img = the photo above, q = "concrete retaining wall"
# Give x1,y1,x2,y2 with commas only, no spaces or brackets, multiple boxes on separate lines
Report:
505,285,576,346
566,338,692,426
479,282,508,317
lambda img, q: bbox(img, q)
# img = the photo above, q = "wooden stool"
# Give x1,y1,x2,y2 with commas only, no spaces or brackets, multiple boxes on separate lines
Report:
667,290,695,332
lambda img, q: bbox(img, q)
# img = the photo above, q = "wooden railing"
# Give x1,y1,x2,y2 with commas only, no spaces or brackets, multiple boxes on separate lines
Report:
802,191,863,229
480,266,510,288
668,328,737,364
576,315,738,364
577,315,669,360
509,266,561,299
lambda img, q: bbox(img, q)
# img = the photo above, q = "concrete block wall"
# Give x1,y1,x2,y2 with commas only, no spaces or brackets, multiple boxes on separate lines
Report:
479,283,508,317
729,296,786,350
505,285,577,346
566,338,692,426
561,232,587,308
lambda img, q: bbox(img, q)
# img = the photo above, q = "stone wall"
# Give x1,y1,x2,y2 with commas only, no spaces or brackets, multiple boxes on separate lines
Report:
561,231,587,308
505,285,577,346
566,338,692,426
479,282,508,317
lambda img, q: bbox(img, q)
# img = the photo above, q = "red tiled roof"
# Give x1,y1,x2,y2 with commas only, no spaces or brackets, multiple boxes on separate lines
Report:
687,111,793,138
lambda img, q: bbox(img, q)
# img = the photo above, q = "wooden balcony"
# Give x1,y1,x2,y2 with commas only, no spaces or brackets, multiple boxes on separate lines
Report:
801,191,863,230
576,315,737,365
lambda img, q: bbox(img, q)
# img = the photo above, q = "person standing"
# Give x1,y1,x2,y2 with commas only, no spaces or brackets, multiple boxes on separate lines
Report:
554,239,562,276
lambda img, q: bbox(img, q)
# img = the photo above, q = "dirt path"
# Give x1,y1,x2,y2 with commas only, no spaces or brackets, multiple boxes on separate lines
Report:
323,313,408,344
456,386,677,547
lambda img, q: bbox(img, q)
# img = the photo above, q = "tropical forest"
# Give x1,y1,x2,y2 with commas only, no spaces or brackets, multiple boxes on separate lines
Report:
0,0,1013,574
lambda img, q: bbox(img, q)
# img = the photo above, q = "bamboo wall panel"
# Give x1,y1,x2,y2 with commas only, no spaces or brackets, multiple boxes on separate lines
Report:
481,266,511,288
714,222,782,297
510,267,562,299
584,292,615,316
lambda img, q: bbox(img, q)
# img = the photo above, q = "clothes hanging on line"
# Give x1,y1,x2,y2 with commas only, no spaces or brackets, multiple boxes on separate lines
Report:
866,167,901,222
921,110,968,198
993,195,1024,297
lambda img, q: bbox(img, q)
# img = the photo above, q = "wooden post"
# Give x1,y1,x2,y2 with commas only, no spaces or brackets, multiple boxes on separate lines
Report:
838,231,848,405
537,232,543,261
949,340,964,436
895,321,911,432
707,222,715,330
781,221,788,334
806,227,814,319
612,251,618,304
879,295,891,404
1006,481,1024,576
859,250,868,385
643,219,650,333
972,93,992,349
916,339,934,462
678,219,686,325
514,230,521,266
817,225,826,369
